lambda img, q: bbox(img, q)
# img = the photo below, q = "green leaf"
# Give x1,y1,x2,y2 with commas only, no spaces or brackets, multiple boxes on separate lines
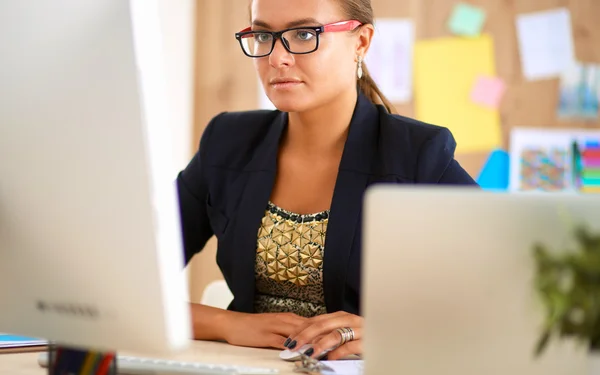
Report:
535,331,551,357
532,222,600,355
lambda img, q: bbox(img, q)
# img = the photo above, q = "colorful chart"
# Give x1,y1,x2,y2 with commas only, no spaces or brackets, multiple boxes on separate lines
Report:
573,138,600,193
519,147,569,191
510,128,600,193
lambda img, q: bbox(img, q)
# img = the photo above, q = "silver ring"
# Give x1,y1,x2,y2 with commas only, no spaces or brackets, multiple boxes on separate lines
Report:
336,327,355,346
346,327,355,342
335,328,346,346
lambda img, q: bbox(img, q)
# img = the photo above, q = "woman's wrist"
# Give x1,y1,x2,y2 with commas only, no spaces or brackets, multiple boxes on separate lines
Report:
212,308,240,342
190,303,240,342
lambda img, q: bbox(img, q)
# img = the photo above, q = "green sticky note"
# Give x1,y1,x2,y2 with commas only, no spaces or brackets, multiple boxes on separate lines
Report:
448,3,486,37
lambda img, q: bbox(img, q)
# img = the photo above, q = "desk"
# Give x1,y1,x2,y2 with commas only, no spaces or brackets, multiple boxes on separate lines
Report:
0,341,297,375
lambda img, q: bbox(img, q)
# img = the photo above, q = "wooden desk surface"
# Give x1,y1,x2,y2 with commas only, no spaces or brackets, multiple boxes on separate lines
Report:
0,340,297,375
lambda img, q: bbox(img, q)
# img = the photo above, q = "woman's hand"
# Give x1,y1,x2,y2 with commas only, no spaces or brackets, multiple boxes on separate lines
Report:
284,311,363,360
221,311,309,349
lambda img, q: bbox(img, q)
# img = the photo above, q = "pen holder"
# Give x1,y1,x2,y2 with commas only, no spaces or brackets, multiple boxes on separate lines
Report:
47,343,117,375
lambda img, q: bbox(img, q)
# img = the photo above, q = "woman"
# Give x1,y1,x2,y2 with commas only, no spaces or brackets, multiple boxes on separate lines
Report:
177,0,478,361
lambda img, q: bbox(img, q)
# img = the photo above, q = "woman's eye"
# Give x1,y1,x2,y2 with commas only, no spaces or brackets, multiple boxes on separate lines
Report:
295,30,315,41
255,33,272,43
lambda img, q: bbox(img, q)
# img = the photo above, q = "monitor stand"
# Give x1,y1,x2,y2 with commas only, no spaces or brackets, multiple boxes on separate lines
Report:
47,343,117,375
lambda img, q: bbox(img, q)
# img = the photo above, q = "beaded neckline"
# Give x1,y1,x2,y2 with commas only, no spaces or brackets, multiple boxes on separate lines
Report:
267,201,330,223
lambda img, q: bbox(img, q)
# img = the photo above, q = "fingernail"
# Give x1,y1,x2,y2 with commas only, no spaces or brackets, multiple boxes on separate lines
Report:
289,340,297,350
284,338,291,347
304,348,314,356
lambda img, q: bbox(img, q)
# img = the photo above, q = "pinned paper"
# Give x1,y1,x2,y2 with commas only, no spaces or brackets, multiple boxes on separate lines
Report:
414,35,502,153
516,8,576,81
366,19,414,103
558,62,600,120
510,129,571,192
470,75,506,109
477,149,509,190
448,3,486,37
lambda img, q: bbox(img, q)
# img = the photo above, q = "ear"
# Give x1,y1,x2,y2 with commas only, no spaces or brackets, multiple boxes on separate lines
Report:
355,24,374,58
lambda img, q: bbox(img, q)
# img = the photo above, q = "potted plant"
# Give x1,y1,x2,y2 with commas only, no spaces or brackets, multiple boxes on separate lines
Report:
533,224,600,373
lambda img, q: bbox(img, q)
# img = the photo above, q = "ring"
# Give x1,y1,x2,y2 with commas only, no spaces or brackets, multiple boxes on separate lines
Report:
335,327,355,346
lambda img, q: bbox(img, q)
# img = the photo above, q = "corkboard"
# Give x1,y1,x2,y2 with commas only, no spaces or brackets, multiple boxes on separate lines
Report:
193,0,599,178
371,0,600,178
187,0,600,299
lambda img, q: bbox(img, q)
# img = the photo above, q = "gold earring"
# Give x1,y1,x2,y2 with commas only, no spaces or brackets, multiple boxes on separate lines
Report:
357,56,363,79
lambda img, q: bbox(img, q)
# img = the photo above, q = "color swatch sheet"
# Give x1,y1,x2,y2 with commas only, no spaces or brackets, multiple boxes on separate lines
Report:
573,137,600,193
509,128,600,193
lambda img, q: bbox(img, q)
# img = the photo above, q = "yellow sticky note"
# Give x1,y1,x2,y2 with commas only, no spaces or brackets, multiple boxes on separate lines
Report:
414,35,502,154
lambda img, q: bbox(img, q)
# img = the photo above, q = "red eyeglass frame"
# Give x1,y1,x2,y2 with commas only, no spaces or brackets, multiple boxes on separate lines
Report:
234,20,363,57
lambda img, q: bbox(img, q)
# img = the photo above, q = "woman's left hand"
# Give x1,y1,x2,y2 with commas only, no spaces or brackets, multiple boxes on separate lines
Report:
284,311,362,361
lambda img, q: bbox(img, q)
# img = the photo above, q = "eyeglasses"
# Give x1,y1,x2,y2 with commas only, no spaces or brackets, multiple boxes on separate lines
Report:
234,20,362,58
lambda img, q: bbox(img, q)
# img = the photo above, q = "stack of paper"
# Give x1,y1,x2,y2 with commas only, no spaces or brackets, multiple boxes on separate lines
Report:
321,360,364,375
0,333,46,349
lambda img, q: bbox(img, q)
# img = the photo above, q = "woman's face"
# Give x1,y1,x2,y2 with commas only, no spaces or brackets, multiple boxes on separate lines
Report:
250,0,366,113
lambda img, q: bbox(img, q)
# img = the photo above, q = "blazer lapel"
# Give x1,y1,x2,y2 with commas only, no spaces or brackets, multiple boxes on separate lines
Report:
323,93,380,313
229,111,287,313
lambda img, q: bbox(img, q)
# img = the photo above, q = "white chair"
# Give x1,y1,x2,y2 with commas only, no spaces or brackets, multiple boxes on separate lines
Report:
200,280,233,309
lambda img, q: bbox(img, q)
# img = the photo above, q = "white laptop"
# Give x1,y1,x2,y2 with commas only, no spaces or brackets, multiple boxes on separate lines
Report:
362,186,594,375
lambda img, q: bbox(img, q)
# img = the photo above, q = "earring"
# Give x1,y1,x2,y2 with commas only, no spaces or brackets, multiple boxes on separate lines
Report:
357,56,363,79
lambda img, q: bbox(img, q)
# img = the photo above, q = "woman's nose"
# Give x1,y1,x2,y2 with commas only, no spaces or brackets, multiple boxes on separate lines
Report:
269,37,294,67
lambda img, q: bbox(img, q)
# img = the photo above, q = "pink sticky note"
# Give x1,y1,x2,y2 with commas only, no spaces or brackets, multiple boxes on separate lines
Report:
470,76,506,108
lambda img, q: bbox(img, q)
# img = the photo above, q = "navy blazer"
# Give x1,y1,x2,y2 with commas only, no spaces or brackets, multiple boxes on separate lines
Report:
177,92,478,316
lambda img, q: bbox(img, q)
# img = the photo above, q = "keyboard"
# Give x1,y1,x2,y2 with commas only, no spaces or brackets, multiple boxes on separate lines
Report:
37,352,280,375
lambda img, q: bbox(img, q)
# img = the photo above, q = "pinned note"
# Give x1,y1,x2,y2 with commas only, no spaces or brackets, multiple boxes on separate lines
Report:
470,75,506,109
414,35,502,154
448,3,487,37
516,8,576,81
366,18,414,103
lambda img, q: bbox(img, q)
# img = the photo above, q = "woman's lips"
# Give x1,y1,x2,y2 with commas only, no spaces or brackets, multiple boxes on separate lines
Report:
270,79,303,89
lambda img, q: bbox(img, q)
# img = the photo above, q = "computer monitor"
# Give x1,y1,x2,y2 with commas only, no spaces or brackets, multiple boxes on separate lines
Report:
362,186,593,375
0,0,192,355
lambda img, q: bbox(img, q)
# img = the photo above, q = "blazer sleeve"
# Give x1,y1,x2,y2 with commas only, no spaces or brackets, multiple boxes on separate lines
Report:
416,128,479,186
175,113,223,265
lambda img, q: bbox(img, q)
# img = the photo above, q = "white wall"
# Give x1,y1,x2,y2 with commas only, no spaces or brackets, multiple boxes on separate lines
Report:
155,0,197,288
159,0,197,173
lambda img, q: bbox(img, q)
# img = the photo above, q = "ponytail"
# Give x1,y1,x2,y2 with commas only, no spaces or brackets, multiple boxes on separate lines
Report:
357,63,397,114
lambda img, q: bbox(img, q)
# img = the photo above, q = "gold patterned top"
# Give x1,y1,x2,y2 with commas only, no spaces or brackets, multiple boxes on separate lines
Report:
254,202,329,317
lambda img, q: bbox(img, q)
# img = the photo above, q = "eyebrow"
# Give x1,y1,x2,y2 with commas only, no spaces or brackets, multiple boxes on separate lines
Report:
252,17,323,29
